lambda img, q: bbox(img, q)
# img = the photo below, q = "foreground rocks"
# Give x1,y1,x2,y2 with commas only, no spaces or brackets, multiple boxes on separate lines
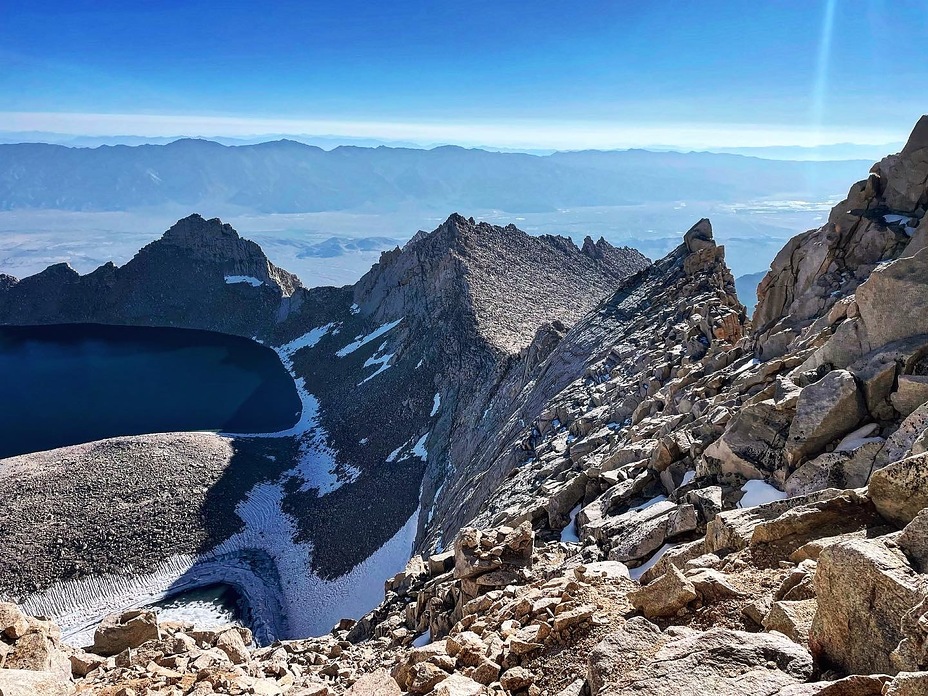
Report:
3,492,928,695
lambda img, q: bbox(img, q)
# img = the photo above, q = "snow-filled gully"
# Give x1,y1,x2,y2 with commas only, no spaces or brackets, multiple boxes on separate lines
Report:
23,321,418,645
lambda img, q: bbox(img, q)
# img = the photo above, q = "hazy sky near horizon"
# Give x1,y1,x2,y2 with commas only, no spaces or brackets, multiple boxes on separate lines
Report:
1,0,925,149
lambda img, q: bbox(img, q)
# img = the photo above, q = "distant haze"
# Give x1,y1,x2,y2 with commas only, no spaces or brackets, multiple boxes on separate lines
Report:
0,138,870,290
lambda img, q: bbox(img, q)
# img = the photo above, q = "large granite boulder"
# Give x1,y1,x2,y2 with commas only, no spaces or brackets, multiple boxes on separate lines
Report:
868,453,928,526
786,370,867,466
810,537,926,675
0,670,74,696
591,623,813,696
628,566,697,619
91,610,160,656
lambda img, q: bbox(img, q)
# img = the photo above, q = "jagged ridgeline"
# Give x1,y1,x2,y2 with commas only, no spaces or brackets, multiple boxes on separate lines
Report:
0,117,928,695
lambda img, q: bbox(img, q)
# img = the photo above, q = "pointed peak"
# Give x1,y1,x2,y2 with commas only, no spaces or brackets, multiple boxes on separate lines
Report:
162,214,239,244
901,114,928,155
684,218,715,253
581,235,597,256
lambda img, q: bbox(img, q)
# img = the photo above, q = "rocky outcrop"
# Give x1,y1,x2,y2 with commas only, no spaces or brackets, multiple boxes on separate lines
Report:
868,453,928,526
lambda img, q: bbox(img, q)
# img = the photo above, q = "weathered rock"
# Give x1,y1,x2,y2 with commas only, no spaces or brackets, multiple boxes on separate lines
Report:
407,662,451,694
856,248,928,351
91,610,160,656
573,561,630,582
686,568,745,603
790,675,890,695
346,670,403,696
784,444,879,497
763,599,817,647
868,453,928,526
786,370,867,465
587,618,666,695
885,671,928,695
702,400,792,480
431,673,486,696
775,561,818,602
0,602,30,640
215,627,250,665
597,626,814,696
453,524,534,580
604,501,675,564
898,508,928,572
68,649,107,678
749,489,882,556
0,669,74,696
705,488,843,554
552,604,596,632
683,218,715,253
810,537,926,674
628,566,697,618
891,376,928,418
666,504,698,537
500,667,535,691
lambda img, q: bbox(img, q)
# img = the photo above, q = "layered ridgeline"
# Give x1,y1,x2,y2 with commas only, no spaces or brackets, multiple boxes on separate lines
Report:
2,118,928,695
0,212,649,641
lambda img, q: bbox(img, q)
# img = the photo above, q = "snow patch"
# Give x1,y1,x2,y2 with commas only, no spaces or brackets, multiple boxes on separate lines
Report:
737,480,787,508
336,319,402,357
560,505,582,543
681,470,696,486
412,433,429,461
386,440,410,463
633,495,668,512
629,542,680,582
430,393,441,417
835,423,883,452
27,482,419,645
224,275,263,287
412,629,432,647
359,352,395,385
349,303,361,315
277,323,336,363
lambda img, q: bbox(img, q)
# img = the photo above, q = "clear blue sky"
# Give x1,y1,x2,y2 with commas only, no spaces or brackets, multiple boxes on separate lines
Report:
1,0,925,148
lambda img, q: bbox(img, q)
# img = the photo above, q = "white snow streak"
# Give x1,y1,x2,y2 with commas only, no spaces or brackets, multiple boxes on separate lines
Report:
560,504,581,543
336,319,402,357
224,275,263,287
737,480,787,508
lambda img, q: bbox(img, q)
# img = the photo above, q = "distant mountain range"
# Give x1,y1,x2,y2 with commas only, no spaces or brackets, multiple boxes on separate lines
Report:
0,138,873,215
0,131,901,161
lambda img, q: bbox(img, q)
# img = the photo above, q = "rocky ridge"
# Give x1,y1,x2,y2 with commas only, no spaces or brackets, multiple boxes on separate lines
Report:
3,120,928,694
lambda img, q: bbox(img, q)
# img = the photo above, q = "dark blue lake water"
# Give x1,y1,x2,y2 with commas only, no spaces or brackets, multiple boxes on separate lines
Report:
0,323,302,459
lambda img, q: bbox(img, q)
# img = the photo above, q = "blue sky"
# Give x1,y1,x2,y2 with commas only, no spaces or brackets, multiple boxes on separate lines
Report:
1,0,925,149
